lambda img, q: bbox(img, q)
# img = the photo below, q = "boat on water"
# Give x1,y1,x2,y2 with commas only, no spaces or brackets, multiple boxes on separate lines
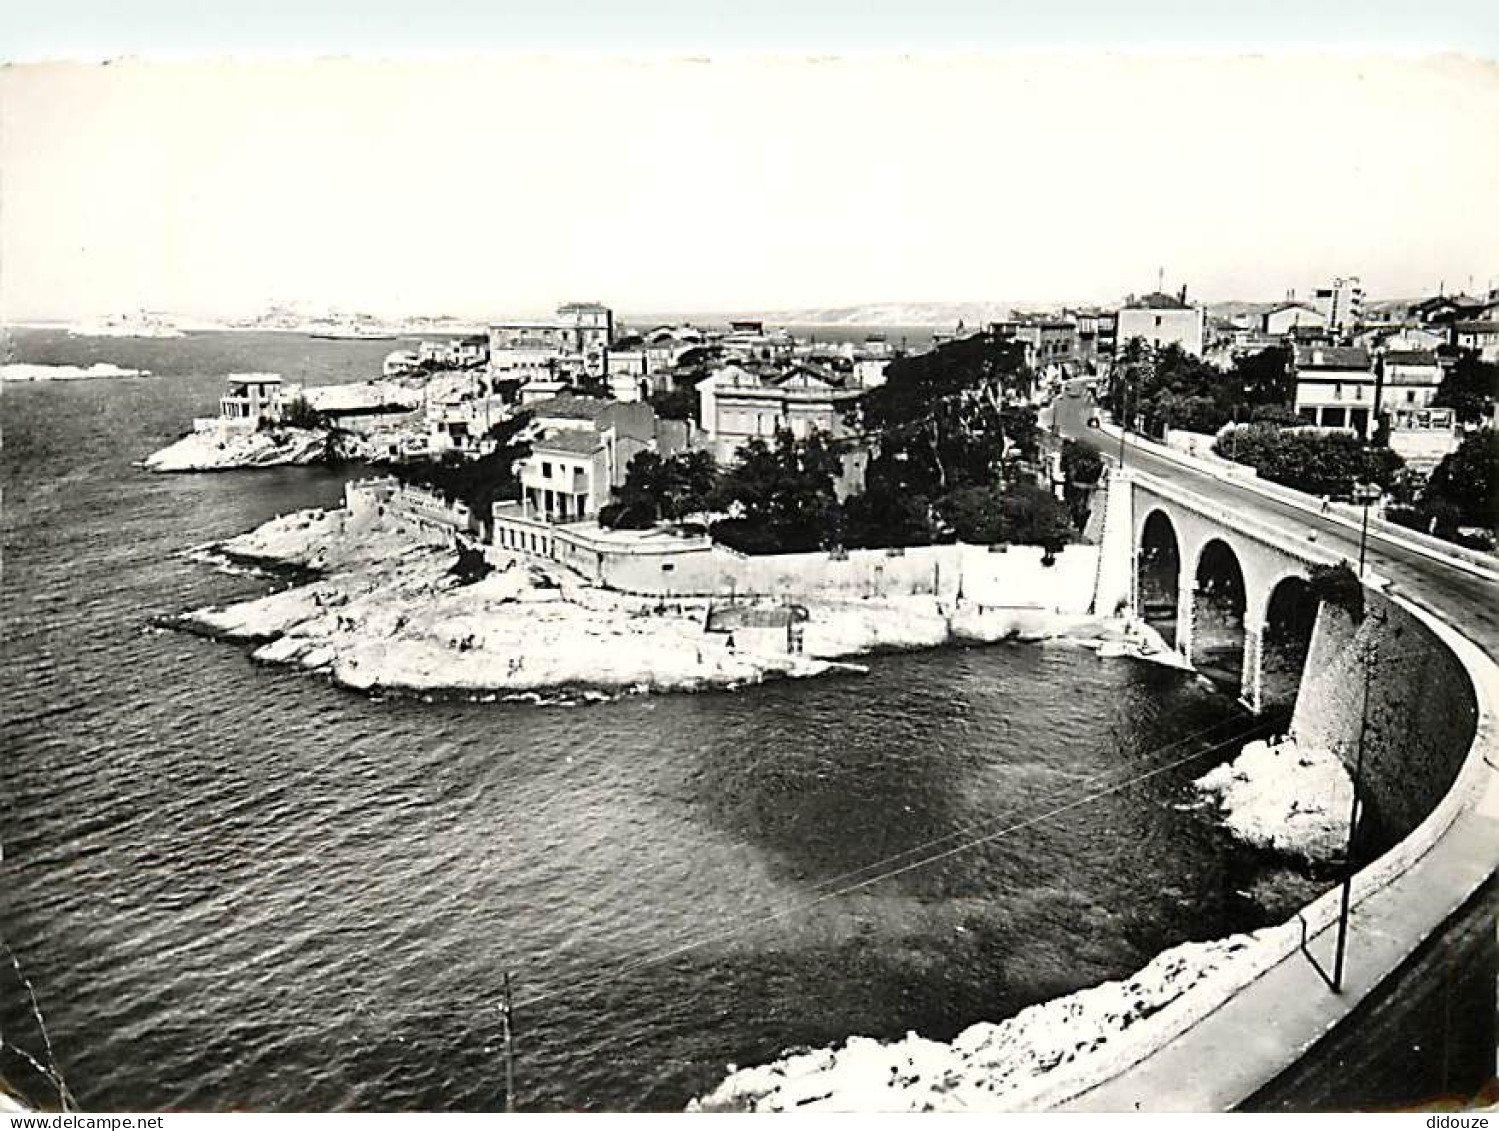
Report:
309,328,399,341
306,317,400,341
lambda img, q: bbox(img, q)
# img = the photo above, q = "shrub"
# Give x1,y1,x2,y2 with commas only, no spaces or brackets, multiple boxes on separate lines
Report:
598,501,657,530
1308,561,1364,622
279,395,329,431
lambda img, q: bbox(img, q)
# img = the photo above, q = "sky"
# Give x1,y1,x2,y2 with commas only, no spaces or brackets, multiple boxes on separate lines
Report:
2,7,1498,320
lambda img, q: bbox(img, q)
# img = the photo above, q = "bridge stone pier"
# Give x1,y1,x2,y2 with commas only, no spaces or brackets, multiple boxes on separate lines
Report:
1122,472,1327,713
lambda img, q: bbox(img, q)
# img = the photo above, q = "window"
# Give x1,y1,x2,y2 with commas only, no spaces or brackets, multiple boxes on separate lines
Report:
1406,390,1416,403
542,461,552,478
1154,316,1163,327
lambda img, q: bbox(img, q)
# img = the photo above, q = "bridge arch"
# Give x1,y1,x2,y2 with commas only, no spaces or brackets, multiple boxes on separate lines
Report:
1190,538,1248,695
1257,572,1318,711
1136,508,1181,649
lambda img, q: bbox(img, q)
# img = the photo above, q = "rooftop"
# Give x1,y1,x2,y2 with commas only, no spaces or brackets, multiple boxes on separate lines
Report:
1124,291,1190,310
1295,345,1371,370
1382,350,1440,366
529,394,615,422
533,428,604,456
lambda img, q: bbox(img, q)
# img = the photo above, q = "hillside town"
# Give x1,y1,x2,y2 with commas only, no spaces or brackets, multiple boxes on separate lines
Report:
151,276,1499,567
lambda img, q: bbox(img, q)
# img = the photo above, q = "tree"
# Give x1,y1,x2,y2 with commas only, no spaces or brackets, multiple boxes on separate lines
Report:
647,384,699,422
1103,336,1154,427
1425,429,1499,528
840,481,935,549
859,331,1032,499
1060,439,1103,486
393,411,532,515
1105,340,1294,439
602,449,721,528
1433,353,1499,425
936,486,1005,544
1234,346,1295,408
279,395,329,431
1212,424,1404,497
710,430,844,554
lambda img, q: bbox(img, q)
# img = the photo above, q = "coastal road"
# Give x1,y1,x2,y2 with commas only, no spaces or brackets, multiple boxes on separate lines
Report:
1053,379,1499,1110
1051,382,1499,661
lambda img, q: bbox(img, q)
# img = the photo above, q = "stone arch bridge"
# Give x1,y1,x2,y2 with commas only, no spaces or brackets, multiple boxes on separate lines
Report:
1122,472,1340,714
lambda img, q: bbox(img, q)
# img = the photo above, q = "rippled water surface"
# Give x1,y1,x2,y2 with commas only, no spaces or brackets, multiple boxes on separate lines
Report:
2,330,1282,1111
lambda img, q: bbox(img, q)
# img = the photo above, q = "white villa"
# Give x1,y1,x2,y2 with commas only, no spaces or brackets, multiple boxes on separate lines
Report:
214,374,284,430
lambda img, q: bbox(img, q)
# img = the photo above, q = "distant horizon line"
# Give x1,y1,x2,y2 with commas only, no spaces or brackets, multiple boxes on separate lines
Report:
7,290,1474,330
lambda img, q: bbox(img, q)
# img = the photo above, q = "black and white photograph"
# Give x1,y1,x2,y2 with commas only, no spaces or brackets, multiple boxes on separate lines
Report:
2,1,1498,1116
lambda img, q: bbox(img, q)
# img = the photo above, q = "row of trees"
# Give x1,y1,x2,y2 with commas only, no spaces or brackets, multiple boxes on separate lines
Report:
837,332,1072,552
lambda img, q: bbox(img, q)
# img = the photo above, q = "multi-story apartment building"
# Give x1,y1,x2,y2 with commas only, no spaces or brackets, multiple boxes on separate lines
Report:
1311,276,1364,338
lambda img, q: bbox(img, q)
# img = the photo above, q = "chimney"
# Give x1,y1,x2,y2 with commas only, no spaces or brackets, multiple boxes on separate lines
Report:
1179,285,1188,304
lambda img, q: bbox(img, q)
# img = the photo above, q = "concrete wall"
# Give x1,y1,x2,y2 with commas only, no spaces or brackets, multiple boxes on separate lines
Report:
489,508,1099,608
1091,468,1134,617
1292,593,1478,840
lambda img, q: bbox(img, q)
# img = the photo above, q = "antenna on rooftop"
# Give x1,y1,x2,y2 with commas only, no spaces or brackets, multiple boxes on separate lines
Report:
1157,267,1165,294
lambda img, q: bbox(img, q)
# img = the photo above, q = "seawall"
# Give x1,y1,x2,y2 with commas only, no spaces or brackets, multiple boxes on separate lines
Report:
1293,595,1478,842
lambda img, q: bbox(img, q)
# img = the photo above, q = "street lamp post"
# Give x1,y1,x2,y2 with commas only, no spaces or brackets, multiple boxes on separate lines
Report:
1352,481,1382,578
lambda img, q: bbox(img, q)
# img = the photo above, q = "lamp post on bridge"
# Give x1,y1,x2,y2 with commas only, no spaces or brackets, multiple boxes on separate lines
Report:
1352,481,1382,578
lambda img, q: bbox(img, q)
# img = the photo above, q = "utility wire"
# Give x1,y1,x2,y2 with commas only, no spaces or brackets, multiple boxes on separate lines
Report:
0,935,76,1112
123,633,1456,1043
506,713,1277,1012
406,635,1449,1021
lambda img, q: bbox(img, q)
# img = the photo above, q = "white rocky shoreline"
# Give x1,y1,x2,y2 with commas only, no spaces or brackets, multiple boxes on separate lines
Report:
688,928,1284,1113
172,503,1184,701
141,426,336,472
